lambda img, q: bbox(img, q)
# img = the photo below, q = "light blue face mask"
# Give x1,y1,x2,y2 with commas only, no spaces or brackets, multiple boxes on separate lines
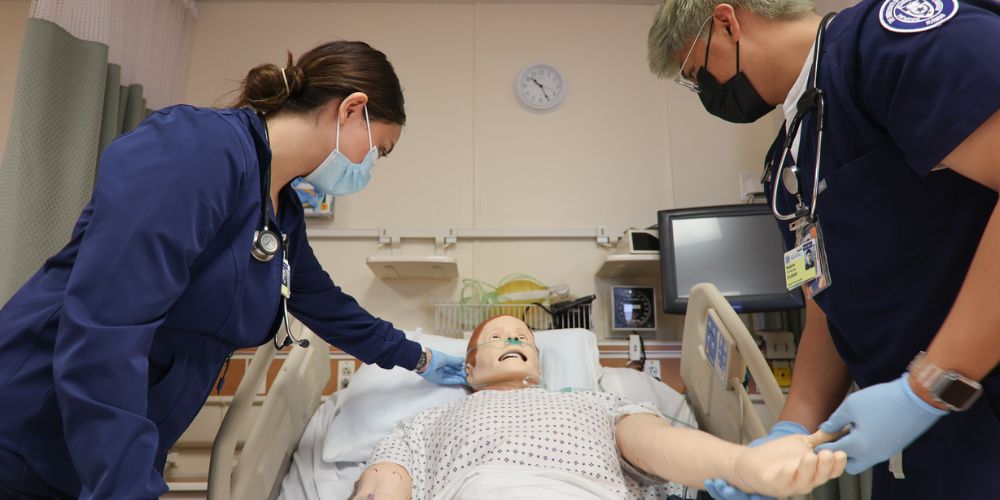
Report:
305,105,377,196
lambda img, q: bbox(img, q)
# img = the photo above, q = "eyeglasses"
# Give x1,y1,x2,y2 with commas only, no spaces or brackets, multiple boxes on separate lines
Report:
674,16,714,94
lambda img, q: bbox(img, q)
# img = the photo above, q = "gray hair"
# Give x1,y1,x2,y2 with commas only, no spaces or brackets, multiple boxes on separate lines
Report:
647,0,815,77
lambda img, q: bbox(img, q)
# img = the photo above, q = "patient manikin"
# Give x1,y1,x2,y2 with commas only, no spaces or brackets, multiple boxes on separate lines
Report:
351,316,846,500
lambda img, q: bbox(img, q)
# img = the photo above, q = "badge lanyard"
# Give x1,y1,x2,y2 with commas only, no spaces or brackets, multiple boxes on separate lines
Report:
766,12,837,298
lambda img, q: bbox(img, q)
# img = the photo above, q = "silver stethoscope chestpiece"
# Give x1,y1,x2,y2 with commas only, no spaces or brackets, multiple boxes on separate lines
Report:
781,164,800,195
259,231,280,253
251,228,281,262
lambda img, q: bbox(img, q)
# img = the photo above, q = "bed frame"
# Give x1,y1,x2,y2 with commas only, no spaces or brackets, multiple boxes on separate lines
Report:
207,283,861,500
680,283,785,445
208,324,330,500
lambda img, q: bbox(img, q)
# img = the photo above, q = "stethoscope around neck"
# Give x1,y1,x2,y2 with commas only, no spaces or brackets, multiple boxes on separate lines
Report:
763,12,837,223
251,111,309,349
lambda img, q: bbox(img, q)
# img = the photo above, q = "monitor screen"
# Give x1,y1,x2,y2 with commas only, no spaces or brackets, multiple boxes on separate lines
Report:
659,204,804,314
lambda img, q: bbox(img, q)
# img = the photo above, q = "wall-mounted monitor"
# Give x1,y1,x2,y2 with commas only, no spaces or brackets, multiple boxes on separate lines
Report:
658,204,804,314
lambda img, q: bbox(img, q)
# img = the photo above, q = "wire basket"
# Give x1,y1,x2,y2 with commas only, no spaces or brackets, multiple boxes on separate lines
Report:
434,300,593,338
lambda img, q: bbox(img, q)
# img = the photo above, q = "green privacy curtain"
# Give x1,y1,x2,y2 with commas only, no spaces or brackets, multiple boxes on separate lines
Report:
0,18,149,303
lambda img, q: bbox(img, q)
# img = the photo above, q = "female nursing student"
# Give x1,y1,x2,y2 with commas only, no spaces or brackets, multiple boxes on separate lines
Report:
647,0,1000,498
0,40,465,499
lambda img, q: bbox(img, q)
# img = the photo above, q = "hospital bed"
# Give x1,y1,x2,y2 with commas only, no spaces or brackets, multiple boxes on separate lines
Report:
206,283,859,500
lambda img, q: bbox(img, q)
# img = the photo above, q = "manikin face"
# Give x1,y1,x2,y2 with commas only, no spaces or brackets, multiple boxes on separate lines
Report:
465,316,541,390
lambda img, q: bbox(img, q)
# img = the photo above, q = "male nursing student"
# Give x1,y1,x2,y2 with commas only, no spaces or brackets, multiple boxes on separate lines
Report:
647,0,1000,498
0,41,465,499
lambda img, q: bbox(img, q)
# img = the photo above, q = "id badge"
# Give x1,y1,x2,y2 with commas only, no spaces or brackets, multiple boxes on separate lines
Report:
783,220,831,298
281,256,291,299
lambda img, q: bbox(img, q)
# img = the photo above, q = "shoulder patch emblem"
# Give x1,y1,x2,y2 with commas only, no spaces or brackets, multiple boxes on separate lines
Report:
880,0,959,32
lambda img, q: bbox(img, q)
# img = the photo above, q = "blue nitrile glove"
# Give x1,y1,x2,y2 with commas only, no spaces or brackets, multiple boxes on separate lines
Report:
418,348,467,385
815,374,947,474
704,420,809,500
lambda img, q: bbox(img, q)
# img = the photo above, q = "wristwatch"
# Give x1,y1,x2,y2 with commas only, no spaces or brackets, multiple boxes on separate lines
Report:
415,348,429,373
908,351,983,412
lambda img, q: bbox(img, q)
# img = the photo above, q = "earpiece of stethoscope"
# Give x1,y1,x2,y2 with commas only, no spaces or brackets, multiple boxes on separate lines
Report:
277,334,310,349
273,298,310,349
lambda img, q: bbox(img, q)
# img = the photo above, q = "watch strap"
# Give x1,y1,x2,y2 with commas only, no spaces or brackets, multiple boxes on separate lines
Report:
415,348,429,373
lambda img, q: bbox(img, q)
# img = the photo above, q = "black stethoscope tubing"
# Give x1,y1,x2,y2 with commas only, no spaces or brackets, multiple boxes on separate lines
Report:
251,111,309,349
764,12,837,223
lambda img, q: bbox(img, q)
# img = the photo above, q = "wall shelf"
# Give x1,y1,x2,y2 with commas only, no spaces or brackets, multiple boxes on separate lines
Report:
596,254,660,280
366,255,458,280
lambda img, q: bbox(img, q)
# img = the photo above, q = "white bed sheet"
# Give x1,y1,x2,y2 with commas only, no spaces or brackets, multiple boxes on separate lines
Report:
278,367,698,500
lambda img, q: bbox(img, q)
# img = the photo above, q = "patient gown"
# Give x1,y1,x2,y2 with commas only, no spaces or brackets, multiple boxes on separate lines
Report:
367,388,694,500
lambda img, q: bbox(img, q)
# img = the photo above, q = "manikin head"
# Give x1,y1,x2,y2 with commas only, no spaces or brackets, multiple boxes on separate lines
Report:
465,315,542,391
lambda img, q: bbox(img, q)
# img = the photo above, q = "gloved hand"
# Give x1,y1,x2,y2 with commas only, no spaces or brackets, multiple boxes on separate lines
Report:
729,434,847,497
704,420,809,500
417,348,467,385
815,374,947,474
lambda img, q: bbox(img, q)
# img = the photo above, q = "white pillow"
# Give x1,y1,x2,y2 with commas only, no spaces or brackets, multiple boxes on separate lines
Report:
534,328,602,392
599,367,698,429
321,328,604,464
321,329,469,463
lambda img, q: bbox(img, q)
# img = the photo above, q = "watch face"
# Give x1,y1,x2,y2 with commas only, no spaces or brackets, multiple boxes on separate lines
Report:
939,376,981,409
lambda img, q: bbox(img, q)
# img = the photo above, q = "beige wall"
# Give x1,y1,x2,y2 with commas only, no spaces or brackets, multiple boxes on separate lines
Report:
184,1,780,341
0,1,782,341
0,0,31,158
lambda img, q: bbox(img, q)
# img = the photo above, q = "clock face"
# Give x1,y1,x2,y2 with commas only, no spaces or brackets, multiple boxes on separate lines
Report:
612,287,657,331
515,64,566,110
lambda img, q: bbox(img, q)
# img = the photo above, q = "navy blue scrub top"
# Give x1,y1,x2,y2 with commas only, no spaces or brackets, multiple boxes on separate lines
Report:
0,105,422,499
765,0,1000,496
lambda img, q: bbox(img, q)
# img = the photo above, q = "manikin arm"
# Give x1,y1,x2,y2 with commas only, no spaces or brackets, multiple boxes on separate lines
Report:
350,462,413,500
616,414,846,497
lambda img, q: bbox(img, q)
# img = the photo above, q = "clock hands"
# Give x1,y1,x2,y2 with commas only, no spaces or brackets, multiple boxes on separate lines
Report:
530,77,551,101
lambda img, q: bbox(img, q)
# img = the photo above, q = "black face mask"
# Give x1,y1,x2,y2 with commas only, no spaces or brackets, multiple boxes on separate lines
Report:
696,27,773,123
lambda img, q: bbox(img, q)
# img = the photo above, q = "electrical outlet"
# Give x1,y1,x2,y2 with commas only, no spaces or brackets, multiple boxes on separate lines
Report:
644,359,661,380
338,360,356,390
762,332,797,360
628,334,643,362
739,173,763,201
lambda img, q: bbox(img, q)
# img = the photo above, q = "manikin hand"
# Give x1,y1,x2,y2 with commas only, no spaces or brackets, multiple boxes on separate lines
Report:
350,462,412,500
704,421,810,500
728,434,847,498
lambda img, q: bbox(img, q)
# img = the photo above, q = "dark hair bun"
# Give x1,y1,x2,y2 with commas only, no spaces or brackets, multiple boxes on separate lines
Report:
239,51,301,115
231,42,405,125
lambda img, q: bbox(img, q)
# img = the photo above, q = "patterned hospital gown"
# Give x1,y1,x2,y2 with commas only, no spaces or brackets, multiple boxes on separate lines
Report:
367,388,693,500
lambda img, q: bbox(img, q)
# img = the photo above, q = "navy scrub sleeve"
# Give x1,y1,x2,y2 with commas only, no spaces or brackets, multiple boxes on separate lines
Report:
855,0,1000,176
287,227,421,370
52,109,247,499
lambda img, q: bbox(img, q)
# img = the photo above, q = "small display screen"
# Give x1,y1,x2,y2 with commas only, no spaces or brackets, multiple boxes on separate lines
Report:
659,205,804,314
672,215,788,298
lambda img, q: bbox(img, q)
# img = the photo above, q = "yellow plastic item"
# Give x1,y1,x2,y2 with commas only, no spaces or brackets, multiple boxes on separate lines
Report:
771,360,794,388
492,275,548,319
